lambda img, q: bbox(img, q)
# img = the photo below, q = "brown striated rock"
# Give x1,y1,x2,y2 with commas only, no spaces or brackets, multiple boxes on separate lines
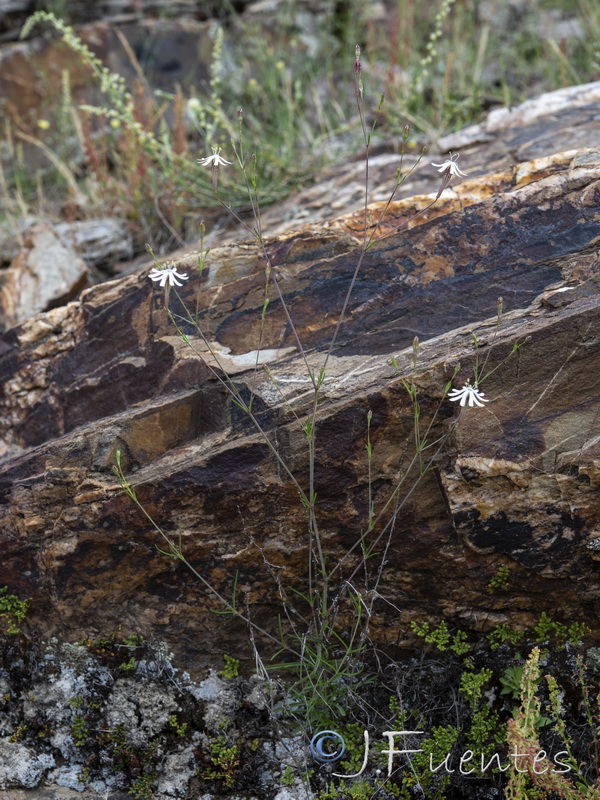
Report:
0,143,599,676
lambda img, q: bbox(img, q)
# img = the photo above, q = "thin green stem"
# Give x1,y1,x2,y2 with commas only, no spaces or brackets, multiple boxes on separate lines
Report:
164,302,309,506
113,453,301,658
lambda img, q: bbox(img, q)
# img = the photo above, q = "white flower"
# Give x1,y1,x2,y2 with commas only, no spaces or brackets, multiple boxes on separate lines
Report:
148,265,189,288
431,152,467,178
197,146,234,168
447,380,489,408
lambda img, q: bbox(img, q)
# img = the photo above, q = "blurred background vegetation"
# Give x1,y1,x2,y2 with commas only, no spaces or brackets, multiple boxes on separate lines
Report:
1,0,598,252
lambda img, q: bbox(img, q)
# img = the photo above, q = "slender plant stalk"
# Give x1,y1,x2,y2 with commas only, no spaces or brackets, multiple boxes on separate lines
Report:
110,35,481,735
113,452,303,658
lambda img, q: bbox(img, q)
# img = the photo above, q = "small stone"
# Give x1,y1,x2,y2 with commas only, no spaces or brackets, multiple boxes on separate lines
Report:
0,223,89,330
55,219,133,271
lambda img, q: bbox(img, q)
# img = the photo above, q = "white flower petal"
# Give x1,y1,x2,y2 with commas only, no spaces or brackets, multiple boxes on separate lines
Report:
169,270,189,287
197,150,233,167
448,382,488,408
448,388,466,402
148,266,189,288
431,154,467,178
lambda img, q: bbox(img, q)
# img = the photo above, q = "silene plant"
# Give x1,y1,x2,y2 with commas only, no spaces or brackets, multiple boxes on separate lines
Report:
114,44,525,742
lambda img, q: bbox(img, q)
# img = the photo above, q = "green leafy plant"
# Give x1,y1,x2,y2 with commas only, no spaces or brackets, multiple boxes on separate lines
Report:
121,634,145,647
0,586,30,635
404,725,460,797
219,654,240,679
534,612,588,647
8,723,28,743
168,714,188,737
487,564,510,594
129,774,157,800
411,619,471,655
543,655,600,791
499,664,525,700
281,765,296,787
459,667,493,710
71,714,89,747
505,647,596,800
411,619,451,650
77,629,147,667
487,623,525,650
77,765,91,785
103,724,160,796
202,736,239,788
118,656,138,672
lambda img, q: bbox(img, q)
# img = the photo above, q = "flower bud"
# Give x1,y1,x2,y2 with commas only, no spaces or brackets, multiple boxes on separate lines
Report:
412,336,420,368
354,43,362,73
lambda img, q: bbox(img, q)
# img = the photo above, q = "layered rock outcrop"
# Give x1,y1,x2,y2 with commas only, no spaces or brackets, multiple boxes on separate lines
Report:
1,125,600,673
